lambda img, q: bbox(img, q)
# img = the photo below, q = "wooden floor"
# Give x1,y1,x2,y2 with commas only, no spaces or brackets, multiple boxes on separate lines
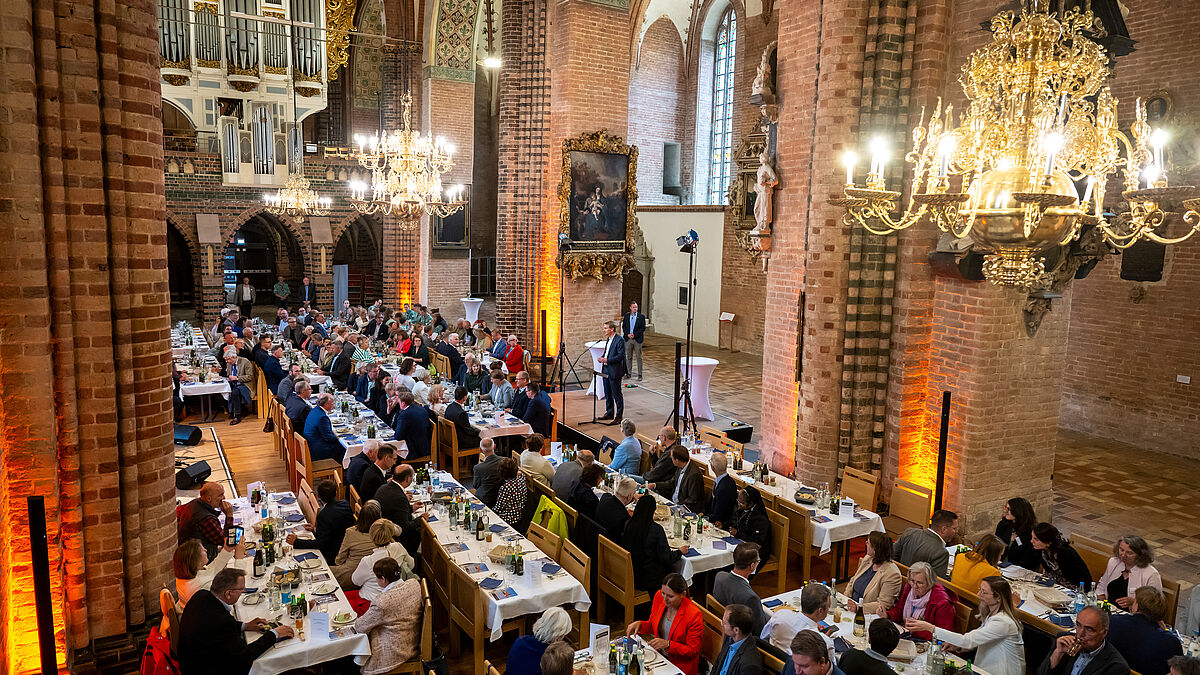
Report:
549,383,748,444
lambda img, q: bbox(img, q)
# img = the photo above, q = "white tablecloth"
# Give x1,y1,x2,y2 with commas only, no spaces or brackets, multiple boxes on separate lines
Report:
303,393,398,468
225,491,371,675
180,380,232,400
679,357,719,421
423,472,591,640
576,629,684,675
467,410,533,439
584,340,608,400
461,298,484,324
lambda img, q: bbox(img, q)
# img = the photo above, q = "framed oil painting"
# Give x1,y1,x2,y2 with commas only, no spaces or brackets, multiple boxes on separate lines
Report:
557,130,637,279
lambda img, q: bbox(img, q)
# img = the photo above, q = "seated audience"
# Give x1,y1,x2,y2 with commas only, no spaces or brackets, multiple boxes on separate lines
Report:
493,457,529,526
711,604,765,674
520,433,555,484
285,380,313,431
520,382,553,437
349,519,416,612
907,576,1025,675
406,334,429,366
345,440,379,495
789,629,845,675
894,509,959,579
391,392,431,459
471,438,504,507
303,393,345,463
838,618,901,675
444,386,481,449
1108,586,1183,675
552,449,593,500
567,463,604,520
540,641,577,675
845,531,902,616
461,357,488,393
177,568,292,675
1169,658,1200,675
886,561,955,641
353,557,423,675
609,419,642,475
595,475,636,539
506,607,574,675
705,451,737,528
333,501,382,589
626,573,703,675
357,444,397,503
503,334,525,373
285,479,354,564
951,533,1006,593
713,543,768,635
647,444,704,513
176,481,233,563
640,426,683,486
411,367,432,406
173,538,240,609
624,494,687,592
1037,604,1130,675
729,487,774,560
435,333,466,379
484,371,514,409
1097,535,1163,609
995,496,1041,571
374,464,423,555
1032,522,1094,591
763,580,836,654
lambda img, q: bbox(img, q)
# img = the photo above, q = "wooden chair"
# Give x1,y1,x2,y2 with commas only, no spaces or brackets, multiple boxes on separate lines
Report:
954,600,981,633
527,521,562,560
596,534,650,627
446,563,489,675
700,426,726,448
348,484,362,516
882,479,933,538
558,537,592,643
698,602,725,665
636,434,657,474
387,579,435,673
293,433,343,492
1161,576,1181,626
760,647,787,675
549,407,558,443
290,432,306,494
298,480,319,524
270,401,284,460
754,507,790,596
158,587,180,657
436,417,479,479
420,522,450,613
841,467,880,511
1068,533,1112,583
705,593,725,616
775,498,821,582
279,415,293,465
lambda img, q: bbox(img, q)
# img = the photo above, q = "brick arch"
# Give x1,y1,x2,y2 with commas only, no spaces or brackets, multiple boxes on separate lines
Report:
166,212,205,318
222,205,316,281
686,0,747,75
330,210,375,246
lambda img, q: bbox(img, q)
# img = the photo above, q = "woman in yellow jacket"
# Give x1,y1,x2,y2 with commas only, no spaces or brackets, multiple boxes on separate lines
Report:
951,533,1006,591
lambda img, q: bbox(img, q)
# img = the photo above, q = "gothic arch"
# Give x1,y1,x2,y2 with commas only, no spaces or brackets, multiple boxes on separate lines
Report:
221,208,314,296
166,213,203,319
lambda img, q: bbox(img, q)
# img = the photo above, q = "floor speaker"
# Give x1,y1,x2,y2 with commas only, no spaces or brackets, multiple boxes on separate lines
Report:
174,424,202,446
175,460,212,490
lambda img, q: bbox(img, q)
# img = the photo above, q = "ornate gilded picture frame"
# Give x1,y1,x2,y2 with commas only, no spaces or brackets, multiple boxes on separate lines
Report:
557,129,637,280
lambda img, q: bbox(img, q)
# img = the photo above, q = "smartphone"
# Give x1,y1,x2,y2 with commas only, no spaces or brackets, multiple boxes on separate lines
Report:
226,525,244,546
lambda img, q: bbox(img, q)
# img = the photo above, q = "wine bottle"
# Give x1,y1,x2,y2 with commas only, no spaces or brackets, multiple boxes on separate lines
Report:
853,603,866,637
253,548,265,577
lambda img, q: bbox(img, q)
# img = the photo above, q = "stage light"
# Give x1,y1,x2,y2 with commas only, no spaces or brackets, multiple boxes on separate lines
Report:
676,229,698,252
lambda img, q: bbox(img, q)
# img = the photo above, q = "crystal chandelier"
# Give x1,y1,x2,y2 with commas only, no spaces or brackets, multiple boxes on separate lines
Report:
348,93,465,229
264,172,331,223
831,3,1200,287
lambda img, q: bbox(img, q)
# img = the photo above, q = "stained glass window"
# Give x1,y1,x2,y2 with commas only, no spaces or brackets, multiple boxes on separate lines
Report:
708,9,737,204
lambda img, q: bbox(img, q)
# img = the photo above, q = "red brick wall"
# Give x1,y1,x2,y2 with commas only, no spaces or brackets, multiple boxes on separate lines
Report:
1060,0,1200,460
628,17,686,206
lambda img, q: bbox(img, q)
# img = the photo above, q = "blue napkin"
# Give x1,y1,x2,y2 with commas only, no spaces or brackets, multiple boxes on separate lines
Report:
245,587,259,594
489,524,507,532
683,548,700,557
713,541,727,550
763,599,783,608
722,536,743,545
541,564,562,575
284,513,305,522
340,435,360,442
426,515,439,522
997,561,1012,568
479,577,503,590
1036,577,1055,587
275,496,296,505
294,552,318,561
1047,614,1074,628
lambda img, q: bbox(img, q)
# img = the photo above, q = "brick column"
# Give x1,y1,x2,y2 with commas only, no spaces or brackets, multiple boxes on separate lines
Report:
423,75,475,312
0,0,174,666
380,43,424,307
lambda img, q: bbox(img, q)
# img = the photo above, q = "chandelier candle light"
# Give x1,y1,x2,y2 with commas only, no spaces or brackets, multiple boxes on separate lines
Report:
831,2,1200,287
348,93,465,229
263,173,332,223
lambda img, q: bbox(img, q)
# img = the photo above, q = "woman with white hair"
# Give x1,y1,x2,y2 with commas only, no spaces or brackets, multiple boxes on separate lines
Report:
609,418,642,475
885,560,956,640
505,607,574,674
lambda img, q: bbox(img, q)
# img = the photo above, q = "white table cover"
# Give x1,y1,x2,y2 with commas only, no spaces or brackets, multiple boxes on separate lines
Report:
180,380,232,400
678,357,719,421
461,297,484,324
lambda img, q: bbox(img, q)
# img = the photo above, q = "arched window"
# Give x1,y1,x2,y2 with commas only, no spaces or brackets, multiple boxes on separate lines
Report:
708,8,736,204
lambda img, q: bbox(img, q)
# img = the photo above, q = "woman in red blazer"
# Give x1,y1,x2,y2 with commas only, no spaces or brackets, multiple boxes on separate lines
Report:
886,561,957,640
626,573,703,675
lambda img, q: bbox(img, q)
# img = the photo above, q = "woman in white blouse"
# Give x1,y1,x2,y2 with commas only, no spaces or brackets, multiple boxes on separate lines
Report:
173,538,243,609
906,576,1025,675
351,519,416,604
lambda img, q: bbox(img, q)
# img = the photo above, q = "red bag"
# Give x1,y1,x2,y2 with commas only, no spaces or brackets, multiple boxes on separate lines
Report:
140,626,181,675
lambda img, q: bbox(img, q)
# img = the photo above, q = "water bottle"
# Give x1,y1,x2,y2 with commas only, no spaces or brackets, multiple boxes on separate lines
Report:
1073,582,1086,615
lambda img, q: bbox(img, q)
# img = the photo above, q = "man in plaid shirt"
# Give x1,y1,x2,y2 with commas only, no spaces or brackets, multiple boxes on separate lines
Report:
177,482,233,563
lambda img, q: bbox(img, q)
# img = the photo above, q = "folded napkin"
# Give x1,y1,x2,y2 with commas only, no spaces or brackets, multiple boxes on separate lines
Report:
275,496,296,505
489,524,507,532
721,536,743,545
426,515,439,522
340,435,360,442
1047,614,1074,628
763,599,783,608
1036,577,1055,587
541,564,563,575
294,552,319,561
997,561,1013,568
813,515,832,523
245,587,259,594
479,577,503,590
284,513,305,522
683,548,700,558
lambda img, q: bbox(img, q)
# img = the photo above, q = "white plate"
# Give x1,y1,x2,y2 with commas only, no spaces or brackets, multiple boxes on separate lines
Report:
311,581,338,595
242,593,264,606
332,610,357,625
295,556,322,569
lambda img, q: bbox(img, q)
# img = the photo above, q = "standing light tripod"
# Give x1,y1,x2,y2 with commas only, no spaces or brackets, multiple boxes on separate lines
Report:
666,230,699,438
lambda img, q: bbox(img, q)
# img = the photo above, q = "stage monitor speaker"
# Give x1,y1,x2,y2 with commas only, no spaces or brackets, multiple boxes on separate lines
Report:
714,422,754,445
175,460,212,490
174,424,203,446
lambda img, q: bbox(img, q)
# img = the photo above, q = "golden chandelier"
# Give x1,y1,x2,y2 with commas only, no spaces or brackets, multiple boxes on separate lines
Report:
832,3,1200,287
349,93,465,229
263,172,331,223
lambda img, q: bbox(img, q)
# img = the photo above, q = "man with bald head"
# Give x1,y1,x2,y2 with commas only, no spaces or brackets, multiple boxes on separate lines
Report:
553,449,595,501
177,482,234,562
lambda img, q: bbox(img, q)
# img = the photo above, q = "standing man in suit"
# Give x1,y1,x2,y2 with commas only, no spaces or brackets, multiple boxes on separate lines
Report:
713,543,768,635
392,392,431,459
711,604,765,675
471,439,504,507
177,568,292,675
298,275,314,310
324,340,351,391
649,445,705,513
595,475,636,539
444,386,481,449
519,382,553,437
894,509,960,579
622,301,646,381
233,276,256,319
303,393,345,463
706,452,738,528
597,320,625,422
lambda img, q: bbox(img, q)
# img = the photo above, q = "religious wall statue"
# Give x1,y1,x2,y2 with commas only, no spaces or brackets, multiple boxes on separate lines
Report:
748,150,778,269
751,42,778,121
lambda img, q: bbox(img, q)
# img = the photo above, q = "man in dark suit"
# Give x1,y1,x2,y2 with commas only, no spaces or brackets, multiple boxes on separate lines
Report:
285,381,313,431
275,363,304,403
392,392,431,459
302,393,345,463
471,439,504,507
356,443,396,503
262,346,287,396
706,451,738,528
281,316,304,347
650,445,704,513
374,463,422,555
894,509,959,579
621,300,646,381
595,474,636,539
838,617,901,675
519,381,553,437
297,276,314,309
435,333,466,380
596,320,625,421
1037,605,1131,675
444,385,481,449
177,568,292,675
324,340,351,391
355,363,380,403
713,543,768,635
711,604,765,675
641,426,682,486
286,479,354,563
345,440,379,493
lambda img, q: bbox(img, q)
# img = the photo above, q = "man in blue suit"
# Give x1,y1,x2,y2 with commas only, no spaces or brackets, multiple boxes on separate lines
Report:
519,382,553,437
705,451,738,528
391,391,431,459
303,393,345,463
261,345,288,432
597,320,625,423
621,301,646,381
